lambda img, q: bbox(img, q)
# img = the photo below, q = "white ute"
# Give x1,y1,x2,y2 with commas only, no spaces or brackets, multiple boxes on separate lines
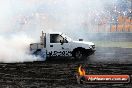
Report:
30,31,95,60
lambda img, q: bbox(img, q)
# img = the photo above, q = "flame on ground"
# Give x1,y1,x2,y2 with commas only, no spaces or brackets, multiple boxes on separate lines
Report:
78,65,86,76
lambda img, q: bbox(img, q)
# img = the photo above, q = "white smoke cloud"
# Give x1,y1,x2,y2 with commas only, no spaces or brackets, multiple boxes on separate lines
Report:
0,33,42,63
0,0,42,63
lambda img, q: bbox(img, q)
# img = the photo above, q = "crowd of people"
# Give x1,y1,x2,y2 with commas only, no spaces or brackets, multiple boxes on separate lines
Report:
84,0,131,32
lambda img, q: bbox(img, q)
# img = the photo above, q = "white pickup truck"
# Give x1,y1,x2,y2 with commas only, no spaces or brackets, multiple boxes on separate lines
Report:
30,31,95,60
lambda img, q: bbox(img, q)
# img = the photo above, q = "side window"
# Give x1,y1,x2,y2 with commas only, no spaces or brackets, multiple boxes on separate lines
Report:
50,34,63,43
50,34,68,43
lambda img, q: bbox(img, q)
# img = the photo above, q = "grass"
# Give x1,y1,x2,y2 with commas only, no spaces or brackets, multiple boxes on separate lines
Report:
93,41,132,48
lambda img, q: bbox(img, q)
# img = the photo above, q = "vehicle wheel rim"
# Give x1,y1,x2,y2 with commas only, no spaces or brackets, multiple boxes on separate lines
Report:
75,51,82,59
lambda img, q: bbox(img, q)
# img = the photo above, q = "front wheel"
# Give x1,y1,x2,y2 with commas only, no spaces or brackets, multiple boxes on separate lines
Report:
73,49,95,60
75,50,83,60
73,49,85,60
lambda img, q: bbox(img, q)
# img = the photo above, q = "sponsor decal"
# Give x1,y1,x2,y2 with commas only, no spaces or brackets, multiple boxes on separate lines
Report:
76,65,130,84
47,51,72,56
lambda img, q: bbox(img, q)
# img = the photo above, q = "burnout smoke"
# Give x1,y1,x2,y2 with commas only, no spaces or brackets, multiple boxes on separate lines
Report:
0,33,42,63
0,0,44,63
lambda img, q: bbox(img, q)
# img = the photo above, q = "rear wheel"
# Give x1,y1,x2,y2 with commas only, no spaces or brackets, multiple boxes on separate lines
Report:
33,49,41,56
33,49,46,59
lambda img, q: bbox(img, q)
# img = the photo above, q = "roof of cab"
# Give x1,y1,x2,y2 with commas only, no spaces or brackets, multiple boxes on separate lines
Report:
45,32,62,34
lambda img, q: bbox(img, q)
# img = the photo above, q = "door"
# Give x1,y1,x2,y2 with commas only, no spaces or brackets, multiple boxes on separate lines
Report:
47,34,72,57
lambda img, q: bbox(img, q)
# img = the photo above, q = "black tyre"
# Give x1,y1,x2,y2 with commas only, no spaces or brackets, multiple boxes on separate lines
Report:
33,49,41,56
73,49,85,60
33,49,46,58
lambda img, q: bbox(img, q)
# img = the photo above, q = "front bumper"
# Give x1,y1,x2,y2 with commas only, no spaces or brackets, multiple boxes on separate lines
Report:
90,45,96,51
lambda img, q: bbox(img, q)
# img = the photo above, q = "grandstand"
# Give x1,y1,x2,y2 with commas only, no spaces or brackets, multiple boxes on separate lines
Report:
84,0,131,33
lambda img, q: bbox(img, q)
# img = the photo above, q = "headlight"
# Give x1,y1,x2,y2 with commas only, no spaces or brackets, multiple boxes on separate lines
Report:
91,45,95,49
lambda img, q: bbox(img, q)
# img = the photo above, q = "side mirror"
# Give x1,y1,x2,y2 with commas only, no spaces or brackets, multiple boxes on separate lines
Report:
79,39,83,41
60,40,64,45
